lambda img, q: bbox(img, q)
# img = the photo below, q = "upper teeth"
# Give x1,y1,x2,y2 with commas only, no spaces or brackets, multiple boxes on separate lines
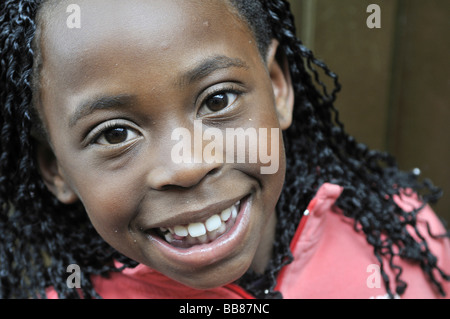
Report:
161,201,239,238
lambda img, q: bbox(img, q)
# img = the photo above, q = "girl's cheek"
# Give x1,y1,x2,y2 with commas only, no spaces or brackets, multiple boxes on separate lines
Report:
79,182,136,231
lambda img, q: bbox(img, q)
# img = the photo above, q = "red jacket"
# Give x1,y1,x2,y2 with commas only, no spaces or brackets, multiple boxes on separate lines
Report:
47,183,450,299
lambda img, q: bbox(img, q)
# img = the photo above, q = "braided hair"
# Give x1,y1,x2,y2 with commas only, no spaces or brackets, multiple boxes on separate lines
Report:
1,0,448,299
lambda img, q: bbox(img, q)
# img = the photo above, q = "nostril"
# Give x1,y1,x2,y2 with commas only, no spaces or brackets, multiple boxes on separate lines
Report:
208,168,220,176
158,184,174,191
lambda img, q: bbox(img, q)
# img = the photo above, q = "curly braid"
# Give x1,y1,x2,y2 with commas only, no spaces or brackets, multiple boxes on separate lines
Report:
1,0,449,299
0,0,137,299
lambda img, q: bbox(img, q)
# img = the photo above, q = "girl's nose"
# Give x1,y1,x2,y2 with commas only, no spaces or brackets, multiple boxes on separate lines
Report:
146,160,221,190
146,120,223,190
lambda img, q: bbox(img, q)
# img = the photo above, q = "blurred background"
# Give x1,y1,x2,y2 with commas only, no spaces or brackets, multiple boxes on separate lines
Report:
288,0,450,222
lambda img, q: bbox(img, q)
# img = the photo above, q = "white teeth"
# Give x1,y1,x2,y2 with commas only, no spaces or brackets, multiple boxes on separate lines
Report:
205,214,222,232
217,222,227,235
174,225,188,237
159,201,241,242
231,204,238,219
164,232,173,243
220,208,232,221
188,222,206,237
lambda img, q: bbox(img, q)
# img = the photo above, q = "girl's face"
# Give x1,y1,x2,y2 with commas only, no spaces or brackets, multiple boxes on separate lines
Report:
37,0,293,289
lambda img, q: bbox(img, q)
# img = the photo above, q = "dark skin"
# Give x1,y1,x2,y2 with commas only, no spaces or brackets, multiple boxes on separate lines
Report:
36,0,294,289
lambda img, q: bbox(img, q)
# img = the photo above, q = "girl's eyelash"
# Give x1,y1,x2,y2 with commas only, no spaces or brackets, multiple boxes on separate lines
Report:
198,83,244,113
201,84,243,103
86,120,133,145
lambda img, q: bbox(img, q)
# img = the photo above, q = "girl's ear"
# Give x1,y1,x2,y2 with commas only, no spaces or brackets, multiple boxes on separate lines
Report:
36,142,78,204
266,39,294,130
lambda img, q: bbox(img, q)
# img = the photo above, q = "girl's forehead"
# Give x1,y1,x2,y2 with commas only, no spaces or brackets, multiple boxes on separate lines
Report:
41,0,244,57
40,0,253,87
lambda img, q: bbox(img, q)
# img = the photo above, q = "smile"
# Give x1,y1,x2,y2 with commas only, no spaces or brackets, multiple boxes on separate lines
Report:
156,200,241,249
143,194,253,268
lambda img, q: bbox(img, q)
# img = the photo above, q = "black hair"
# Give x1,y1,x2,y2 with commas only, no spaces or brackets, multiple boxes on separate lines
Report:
1,0,449,299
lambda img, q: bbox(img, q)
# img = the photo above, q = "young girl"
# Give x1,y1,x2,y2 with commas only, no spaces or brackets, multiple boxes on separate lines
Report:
1,0,449,299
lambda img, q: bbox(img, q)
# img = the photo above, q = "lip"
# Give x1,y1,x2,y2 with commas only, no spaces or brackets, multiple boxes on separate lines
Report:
143,194,252,268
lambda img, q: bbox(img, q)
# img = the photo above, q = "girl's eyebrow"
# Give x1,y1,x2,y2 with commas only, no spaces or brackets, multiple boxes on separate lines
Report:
69,94,136,127
68,56,247,127
179,55,249,87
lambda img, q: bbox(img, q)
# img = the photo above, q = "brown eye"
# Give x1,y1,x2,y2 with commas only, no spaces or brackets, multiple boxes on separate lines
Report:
96,126,139,145
204,92,238,112
104,127,128,144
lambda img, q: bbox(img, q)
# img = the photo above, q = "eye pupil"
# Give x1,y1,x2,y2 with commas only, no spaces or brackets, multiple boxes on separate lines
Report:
104,127,128,144
206,93,228,111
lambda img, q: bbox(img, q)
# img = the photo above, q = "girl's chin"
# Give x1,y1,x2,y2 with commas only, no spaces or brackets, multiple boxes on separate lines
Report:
168,260,251,290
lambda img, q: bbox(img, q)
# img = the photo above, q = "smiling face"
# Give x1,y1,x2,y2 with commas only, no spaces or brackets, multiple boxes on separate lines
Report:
35,0,294,289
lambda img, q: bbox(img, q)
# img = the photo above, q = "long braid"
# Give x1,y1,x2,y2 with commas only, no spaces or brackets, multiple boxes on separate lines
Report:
0,0,137,299
235,0,334,298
